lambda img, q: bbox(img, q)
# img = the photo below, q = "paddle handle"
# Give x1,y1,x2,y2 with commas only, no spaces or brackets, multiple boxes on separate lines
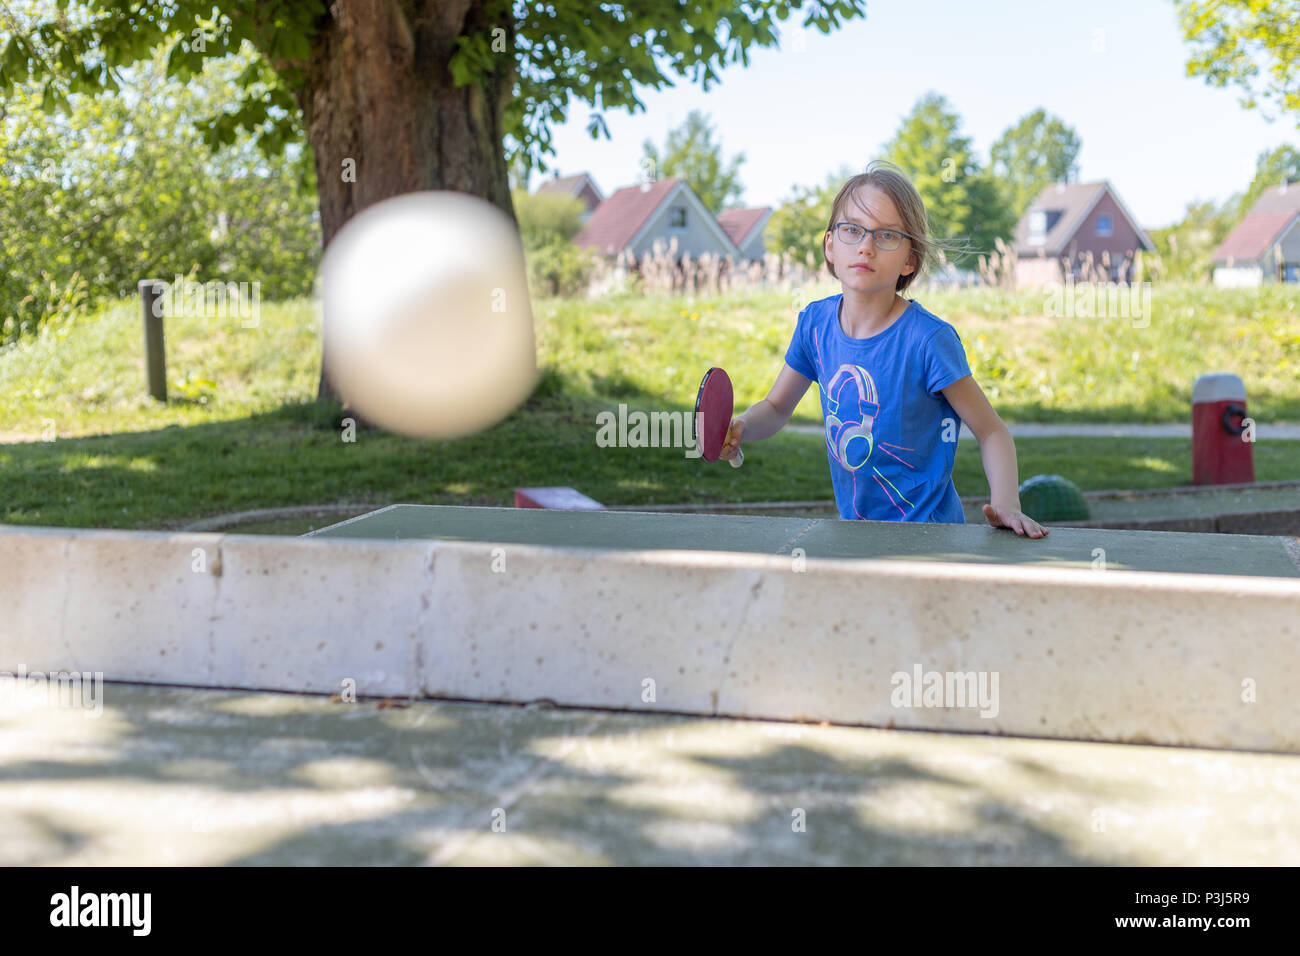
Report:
730,446,744,468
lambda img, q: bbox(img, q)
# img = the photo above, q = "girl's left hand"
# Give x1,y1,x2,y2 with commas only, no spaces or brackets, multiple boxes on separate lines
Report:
982,503,1049,538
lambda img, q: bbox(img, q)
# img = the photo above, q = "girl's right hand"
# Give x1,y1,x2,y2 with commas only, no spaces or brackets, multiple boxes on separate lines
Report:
719,417,745,461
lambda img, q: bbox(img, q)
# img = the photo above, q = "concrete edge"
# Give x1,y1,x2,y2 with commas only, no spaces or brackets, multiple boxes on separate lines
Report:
179,503,382,533
301,504,402,537
4,522,1300,590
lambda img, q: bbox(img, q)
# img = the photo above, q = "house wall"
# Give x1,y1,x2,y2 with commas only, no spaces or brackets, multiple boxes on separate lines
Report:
1014,256,1063,289
576,183,601,215
628,193,736,261
1277,225,1300,280
1213,264,1264,288
738,231,767,261
1061,192,1145,265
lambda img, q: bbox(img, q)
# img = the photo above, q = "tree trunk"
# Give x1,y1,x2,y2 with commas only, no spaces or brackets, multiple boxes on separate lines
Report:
292,0,517,403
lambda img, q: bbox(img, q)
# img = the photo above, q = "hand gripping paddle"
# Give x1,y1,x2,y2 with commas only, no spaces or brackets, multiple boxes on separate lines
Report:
694,366,743,468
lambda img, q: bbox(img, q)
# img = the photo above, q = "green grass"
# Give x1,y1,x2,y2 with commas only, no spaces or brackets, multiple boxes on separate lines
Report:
1,281,1297,529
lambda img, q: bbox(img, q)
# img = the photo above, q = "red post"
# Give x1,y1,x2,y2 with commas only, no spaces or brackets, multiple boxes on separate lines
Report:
1191,373,1254,485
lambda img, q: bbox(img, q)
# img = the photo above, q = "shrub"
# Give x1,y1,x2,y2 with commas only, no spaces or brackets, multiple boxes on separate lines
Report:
526,240,597,299
512,190,587,249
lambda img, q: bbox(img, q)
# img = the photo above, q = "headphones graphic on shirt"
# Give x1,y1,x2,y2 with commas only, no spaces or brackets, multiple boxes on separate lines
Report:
824,365,879,472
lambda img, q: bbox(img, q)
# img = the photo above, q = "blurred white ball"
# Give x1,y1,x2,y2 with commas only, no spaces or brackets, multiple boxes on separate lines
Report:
319,191,537,439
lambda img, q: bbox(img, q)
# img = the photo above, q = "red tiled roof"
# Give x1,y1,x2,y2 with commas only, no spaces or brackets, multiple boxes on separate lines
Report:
1213,211,1298,263
536,173,590,197
573,178,682,256
716,207,770,246
1246,182,1300,215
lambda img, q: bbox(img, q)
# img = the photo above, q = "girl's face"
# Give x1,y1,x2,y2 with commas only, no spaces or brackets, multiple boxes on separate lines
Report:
824,185,917,291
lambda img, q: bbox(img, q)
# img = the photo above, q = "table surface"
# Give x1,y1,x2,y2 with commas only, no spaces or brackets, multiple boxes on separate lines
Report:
305,505,1300,579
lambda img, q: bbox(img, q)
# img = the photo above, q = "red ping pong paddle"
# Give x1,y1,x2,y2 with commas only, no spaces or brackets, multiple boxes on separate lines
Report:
694,366,743,468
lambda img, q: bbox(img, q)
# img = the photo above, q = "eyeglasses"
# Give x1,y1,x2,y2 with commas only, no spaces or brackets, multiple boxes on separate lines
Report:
832,222,912,251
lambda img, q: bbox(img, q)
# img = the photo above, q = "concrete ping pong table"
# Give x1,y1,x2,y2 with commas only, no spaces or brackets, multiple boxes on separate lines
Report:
3,504,1299,753
310,505,1300,753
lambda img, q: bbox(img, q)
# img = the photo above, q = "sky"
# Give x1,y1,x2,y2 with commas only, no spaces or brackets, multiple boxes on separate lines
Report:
526,0,1300,230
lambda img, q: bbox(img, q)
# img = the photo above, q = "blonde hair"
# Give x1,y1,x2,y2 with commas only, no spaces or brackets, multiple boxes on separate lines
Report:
823,160,970,293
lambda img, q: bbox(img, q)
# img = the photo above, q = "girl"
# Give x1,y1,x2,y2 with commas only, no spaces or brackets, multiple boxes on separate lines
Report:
719,160,1048,537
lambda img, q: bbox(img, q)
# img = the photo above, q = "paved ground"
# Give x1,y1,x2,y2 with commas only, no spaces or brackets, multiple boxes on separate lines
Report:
3,683,1297,866
1037,483,1300,525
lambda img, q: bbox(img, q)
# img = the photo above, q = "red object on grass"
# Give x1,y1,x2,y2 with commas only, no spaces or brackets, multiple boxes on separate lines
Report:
1191,373,1255,485
513,487,606,510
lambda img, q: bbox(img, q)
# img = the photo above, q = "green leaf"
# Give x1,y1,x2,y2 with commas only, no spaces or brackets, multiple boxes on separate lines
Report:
165,40,187,78
283,30,312,61
449,47,473,87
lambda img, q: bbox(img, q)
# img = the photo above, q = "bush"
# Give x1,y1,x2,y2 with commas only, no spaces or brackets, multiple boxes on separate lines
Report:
0,46,320,343
512,190,587,248
1,271,90,346
526,240,597,298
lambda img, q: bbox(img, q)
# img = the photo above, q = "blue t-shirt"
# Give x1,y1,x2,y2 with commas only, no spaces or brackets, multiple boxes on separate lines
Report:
784,294,971,523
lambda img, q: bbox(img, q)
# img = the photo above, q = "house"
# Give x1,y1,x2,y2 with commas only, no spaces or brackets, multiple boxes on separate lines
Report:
537,173,771,264
716,206,774,261
1012,180,1155,287
535,172,603,221
572,177,765,264
1211,181,1300,287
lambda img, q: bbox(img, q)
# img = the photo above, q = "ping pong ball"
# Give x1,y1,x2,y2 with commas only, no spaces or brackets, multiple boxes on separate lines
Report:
319,191,538,439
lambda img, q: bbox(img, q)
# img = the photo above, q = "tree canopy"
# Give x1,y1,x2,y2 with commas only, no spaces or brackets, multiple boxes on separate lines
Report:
989,108,1082,221
1,0,870,398
878,92,1016,267
641,109,746,214
0,0,870,210
1177,0,1300,122
0,29,318,341
765,165,856,266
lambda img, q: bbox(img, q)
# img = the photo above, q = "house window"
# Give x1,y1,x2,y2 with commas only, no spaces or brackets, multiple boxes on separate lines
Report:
1096,215,1112,237
670,207,686,228
1028,210,1046,245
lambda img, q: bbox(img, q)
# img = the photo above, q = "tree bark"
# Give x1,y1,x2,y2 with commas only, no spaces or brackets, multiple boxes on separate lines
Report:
292,0,517,403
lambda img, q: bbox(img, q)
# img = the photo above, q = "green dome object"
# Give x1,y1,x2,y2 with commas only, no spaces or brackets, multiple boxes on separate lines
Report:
1017,474,1090,522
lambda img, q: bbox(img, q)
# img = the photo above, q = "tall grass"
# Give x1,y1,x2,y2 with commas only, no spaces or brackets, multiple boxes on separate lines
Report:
585,236,824,298
535,279,1300,424
3,278,1296,443
576,235,1172,299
